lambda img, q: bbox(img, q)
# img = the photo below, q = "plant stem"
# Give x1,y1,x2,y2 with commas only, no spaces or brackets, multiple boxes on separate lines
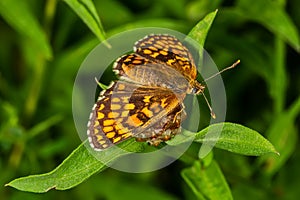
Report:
273,37,286,115
272,0,287,115
23,0,57,124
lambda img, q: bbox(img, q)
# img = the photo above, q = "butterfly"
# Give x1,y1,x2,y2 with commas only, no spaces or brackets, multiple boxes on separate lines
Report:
87,34,217,150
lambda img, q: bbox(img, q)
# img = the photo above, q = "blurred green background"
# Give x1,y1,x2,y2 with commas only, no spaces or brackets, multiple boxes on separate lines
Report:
0,0,299,199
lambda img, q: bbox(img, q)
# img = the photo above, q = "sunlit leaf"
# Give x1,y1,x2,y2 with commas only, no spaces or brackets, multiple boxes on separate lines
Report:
168,122,278,156
63,0,109,47
188,9,218,61
195,122,278,156
6,139,143,192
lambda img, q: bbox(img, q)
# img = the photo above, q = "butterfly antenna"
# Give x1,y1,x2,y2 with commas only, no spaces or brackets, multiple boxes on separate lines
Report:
201,92,216,119
203,60,240,82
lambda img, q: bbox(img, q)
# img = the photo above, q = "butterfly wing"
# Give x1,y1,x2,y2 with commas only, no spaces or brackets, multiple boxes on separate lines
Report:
87,81,186,150
113,53,190,93
134,34,198,81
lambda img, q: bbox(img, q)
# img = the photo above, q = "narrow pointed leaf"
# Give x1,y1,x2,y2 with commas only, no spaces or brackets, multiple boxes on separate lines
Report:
6,139,143,192
63,0,109,46
188,9,218,62
195,122,278,156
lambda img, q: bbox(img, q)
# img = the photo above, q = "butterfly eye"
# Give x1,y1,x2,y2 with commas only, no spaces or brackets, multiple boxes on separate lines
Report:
191,87,199,94
189,81,205,94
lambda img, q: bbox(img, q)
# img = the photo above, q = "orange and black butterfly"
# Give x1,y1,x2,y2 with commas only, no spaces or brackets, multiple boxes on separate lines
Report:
87,34,207,151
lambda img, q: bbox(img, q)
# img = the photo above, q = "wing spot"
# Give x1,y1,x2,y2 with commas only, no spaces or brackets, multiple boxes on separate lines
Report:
121,110,129,117
156,41,165,46
94,120,100,127
159,50,168,56
124,103,135,110
111,104,121,110
143,49,152,54
118,127,129,134
103,126,114,133
141,107,153,118
132,59,142,64
96,134,103,140
122,133,132,139
154,44,163,49
108,112,120,118
121,97,130,103
113,136,121,143
124,57,132,62
128,114,143,126
106,131,116,139
98,104,105,110
148,46,158,51
97,112,105,119
117,84,126,90
143,96,151,103
111,98,120,102
167,59,175,65
150,52,159,58
103,119,115,126
160,98,169,108
99,140,107,145
115,123,124,131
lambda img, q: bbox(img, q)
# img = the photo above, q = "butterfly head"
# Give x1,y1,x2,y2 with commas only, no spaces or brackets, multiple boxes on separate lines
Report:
189,80,205,95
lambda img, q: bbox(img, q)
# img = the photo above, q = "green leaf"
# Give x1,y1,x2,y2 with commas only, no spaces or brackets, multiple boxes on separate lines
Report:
6,139,144,192
0,0,52,59
188,9,218,61
194,122,278,156
236,0,300,52
168,122,277,156
96,80,108,90
181,160,233,200
63,0,109,47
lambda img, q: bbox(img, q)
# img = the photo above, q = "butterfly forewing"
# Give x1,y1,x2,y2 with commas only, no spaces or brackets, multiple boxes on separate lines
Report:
113,53,190,93
134,34,198,80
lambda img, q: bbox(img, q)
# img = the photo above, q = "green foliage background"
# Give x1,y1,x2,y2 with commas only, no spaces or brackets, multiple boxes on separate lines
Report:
0,0,299,199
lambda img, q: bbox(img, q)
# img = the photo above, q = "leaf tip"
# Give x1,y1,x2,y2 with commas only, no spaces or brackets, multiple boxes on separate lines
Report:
4,183,10,187
103,41,112,49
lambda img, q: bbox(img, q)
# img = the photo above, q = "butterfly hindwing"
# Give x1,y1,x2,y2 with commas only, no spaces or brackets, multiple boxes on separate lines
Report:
87,81,186,150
